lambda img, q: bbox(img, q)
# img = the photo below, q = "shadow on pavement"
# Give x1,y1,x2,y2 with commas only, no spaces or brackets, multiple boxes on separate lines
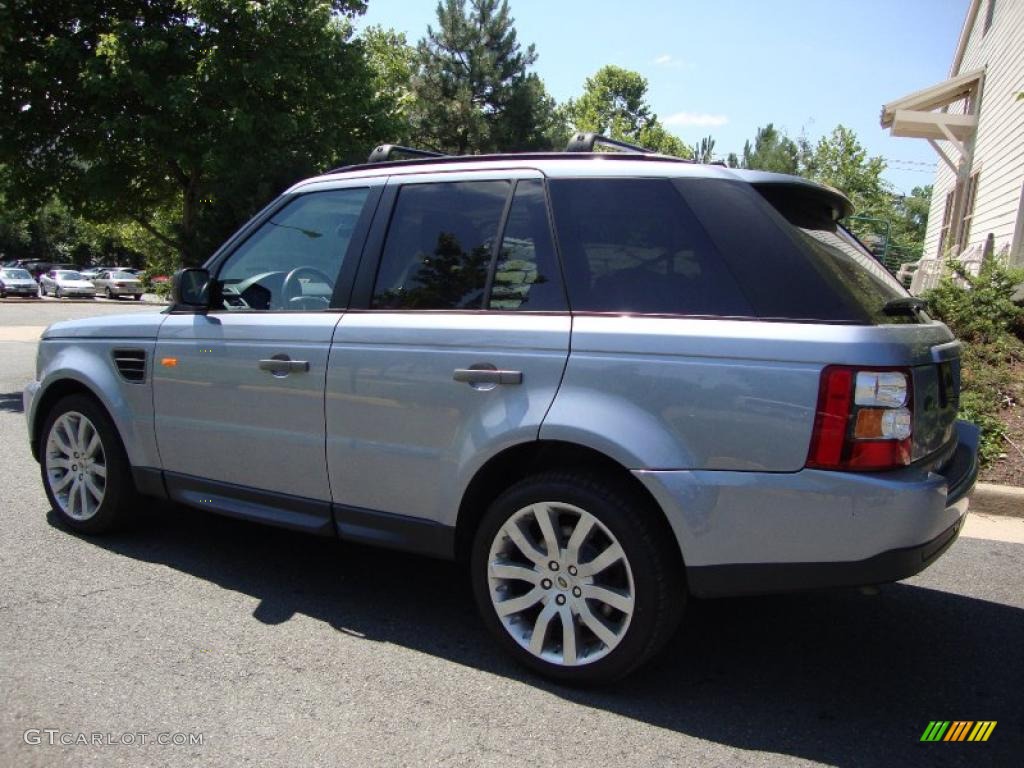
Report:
0,391,24,413
53,501,1023,767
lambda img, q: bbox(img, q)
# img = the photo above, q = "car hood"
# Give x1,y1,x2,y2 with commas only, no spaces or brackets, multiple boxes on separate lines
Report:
42,311,168,339
2,278,36,285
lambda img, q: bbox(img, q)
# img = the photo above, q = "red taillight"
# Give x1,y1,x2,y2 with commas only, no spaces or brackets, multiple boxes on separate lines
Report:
806,365,913,471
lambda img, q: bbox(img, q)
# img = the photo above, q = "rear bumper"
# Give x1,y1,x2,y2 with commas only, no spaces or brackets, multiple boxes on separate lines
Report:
634,420,980,598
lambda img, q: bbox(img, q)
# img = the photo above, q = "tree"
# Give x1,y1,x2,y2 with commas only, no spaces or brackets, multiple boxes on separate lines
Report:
362,25,417,145
799,125,891,221
692,135,716,164
563,65,691,157
0,0,380,266
740,123,799,174
410,0,559,153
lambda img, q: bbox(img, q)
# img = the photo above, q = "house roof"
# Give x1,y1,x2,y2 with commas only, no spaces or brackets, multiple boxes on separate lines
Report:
951,0,982,77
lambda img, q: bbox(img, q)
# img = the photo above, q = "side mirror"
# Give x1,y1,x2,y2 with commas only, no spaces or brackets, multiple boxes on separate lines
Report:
171,268,211,311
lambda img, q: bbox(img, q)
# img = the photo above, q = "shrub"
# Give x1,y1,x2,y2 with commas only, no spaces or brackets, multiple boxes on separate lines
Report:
924,255,1024,466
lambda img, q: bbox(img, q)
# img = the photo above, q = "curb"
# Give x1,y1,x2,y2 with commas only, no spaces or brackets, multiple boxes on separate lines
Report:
971,482,1024,519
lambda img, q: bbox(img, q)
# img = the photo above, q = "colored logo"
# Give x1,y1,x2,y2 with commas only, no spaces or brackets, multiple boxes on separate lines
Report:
920,721,996,742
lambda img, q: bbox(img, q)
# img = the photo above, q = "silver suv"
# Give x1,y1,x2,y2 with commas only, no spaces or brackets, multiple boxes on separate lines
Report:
24,140,979,683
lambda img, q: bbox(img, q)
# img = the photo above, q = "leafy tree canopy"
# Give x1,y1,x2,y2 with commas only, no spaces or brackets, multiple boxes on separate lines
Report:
563,65,691,158
411,0,560,153
0,0,379,265
739,123,799,174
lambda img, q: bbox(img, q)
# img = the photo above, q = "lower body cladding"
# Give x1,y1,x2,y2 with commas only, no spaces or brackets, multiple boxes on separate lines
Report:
636,420,980,597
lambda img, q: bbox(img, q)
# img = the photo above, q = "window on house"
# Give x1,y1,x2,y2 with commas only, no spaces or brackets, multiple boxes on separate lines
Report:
956,172,980,254
938,190,956,256
984,0,996,34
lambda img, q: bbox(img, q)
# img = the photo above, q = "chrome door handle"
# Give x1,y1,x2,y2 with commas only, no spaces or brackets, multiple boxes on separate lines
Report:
259,358,310,374
453,367,522,385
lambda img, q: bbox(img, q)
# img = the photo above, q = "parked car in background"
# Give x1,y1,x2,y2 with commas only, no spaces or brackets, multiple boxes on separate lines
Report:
38,269,96,298
0,266,39,298
80,267,105,281
92,269,144,300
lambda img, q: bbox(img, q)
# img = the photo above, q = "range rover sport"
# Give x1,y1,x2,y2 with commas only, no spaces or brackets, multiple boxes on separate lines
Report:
24,137,979,683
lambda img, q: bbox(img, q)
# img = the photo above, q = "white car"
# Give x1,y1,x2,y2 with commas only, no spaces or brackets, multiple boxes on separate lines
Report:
38,269,96,299
92,269,144,300
0,267,39,298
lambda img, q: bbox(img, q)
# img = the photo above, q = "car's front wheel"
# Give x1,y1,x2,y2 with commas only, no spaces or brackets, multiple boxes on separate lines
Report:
39,395,136,533
471,471,684,684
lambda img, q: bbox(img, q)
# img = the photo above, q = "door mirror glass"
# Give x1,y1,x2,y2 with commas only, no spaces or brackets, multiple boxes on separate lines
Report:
172,268,210,309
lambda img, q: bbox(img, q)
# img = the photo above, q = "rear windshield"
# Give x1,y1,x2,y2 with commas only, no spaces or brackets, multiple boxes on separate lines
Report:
548,177,916,324
56,271,84,280
110,271,136,279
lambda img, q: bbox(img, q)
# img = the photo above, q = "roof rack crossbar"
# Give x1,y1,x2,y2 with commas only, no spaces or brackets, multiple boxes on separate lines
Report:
366,144,447,164
565,132,654,154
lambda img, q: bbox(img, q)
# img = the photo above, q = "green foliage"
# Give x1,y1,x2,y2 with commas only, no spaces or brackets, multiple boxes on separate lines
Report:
563,66,691,158
925,256,1024,344
692,135,716,164
1,0,380,266
799,125,891,221
410,0,559,153
740,123,799,174
925,255,1024,464
361,25,417,145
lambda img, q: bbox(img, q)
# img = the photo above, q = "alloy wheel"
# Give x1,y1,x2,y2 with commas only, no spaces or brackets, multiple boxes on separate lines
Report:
487,502,635,667
44,411,107,520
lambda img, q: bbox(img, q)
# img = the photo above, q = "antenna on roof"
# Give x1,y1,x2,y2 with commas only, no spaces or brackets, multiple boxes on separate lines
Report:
366,144,447,164
564,133,654,154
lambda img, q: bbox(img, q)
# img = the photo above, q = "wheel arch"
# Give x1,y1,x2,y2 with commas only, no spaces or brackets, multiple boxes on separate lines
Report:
30,378,112,461
454,439,684,570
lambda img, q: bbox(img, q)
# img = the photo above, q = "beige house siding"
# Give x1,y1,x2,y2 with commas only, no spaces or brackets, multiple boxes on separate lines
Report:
921,0,1024,264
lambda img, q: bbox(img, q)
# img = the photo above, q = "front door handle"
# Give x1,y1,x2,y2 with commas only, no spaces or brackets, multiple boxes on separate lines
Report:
453,367,522,385
259,357,310,375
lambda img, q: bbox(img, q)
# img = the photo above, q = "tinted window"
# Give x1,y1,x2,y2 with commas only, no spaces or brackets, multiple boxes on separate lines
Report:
548,179,753,315
677,179,911,323
216,188,369,310
488,180,565,311
373,181,510,310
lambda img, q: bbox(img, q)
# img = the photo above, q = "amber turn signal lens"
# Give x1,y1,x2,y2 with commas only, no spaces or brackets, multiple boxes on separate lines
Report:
161,357,178,368
854,407,884,438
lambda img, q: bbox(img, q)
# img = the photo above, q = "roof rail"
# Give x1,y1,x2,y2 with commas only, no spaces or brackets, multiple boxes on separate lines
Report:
565,132,654,154
366,144,447,164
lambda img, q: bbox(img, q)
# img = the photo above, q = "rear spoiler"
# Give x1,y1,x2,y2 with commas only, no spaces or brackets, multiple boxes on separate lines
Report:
749,177,854,226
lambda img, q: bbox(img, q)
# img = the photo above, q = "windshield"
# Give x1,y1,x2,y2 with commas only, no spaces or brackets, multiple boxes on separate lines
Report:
110,271,136,279
1,268,32,279
56,271,84,280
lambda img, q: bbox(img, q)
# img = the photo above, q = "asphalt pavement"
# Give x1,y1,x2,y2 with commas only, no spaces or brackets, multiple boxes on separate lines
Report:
1,300,1022,767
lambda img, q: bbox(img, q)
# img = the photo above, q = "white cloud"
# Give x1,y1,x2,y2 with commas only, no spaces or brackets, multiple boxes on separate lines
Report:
653,54,684,68
663,112,729,127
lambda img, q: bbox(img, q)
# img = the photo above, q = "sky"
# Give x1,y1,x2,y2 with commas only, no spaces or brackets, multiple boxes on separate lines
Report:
358,0,971,195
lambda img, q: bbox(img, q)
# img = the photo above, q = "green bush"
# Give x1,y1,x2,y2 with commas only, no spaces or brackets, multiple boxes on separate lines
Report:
924,256,1024,466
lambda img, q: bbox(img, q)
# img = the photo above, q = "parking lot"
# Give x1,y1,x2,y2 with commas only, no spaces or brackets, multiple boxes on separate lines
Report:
1,300,1022,767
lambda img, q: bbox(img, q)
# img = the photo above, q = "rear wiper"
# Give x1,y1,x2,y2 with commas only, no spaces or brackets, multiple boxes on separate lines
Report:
883,296,927,316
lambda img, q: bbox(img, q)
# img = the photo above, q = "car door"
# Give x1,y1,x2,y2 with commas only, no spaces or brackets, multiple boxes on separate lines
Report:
153,180,382,533
326,171,571,553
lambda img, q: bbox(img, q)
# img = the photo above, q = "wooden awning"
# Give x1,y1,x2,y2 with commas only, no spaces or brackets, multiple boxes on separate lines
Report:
880,69,984,170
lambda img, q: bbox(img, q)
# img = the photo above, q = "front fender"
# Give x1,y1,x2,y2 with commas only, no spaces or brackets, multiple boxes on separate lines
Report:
32,340,160,470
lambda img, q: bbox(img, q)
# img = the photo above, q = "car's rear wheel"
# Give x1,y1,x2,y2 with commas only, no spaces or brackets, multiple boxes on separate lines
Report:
105,287,114,300
471,471,684,684
54,287,62,299
40,395,136,533
133,294,142,301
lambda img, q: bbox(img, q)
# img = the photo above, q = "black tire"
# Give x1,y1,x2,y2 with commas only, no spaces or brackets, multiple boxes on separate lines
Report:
54,286,62,299
470,470,684,684
38,284,46,297
133,294,142,301
39,394,137,534
105,287,114,300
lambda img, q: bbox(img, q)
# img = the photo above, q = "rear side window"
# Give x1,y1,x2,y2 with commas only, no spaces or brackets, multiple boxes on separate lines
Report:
373,181,509,309
547,179,753,316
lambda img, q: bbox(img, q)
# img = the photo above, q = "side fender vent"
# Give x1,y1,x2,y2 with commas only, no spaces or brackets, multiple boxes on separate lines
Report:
112,349,147,383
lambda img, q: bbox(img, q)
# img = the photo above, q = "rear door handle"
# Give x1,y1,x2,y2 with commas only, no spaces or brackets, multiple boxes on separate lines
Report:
453,367,522,385
259,358,310,374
